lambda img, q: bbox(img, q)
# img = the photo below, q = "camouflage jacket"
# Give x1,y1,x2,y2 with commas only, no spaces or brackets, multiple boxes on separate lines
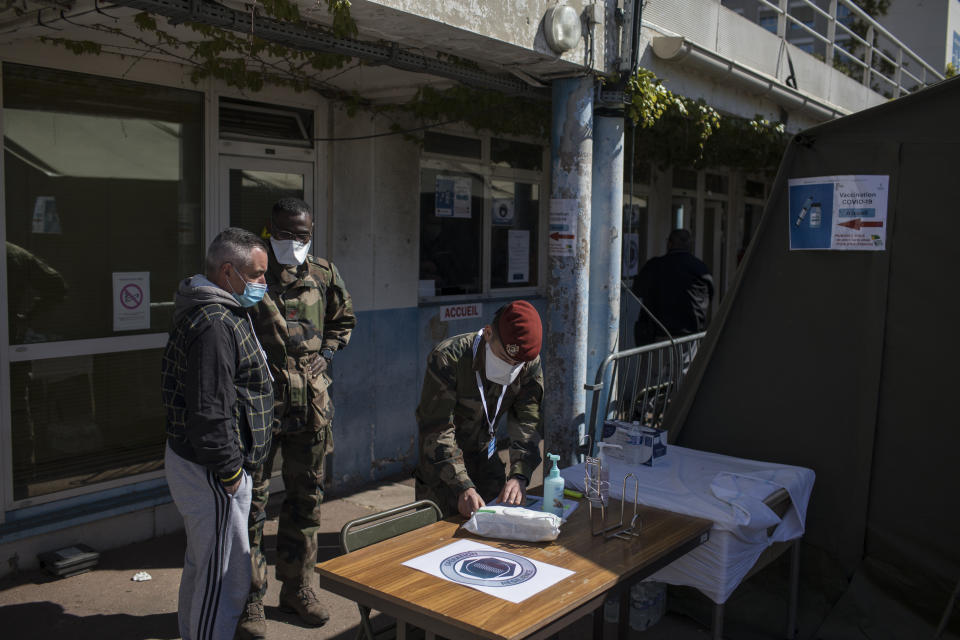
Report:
415,331,543,496
248,247,356,429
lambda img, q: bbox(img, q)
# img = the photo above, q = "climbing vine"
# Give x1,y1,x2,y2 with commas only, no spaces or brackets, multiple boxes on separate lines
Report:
382,84,550,141
40,3,785,173
42,0,357,97
623,68,786,173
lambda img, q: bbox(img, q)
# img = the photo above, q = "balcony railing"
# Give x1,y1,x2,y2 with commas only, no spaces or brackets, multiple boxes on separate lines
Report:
724,0,945,97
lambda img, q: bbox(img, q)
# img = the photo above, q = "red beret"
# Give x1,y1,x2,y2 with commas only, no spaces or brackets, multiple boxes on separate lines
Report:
497,300,542,362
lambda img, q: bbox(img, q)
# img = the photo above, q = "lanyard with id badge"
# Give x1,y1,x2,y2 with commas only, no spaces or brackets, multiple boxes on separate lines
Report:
472,330,508,459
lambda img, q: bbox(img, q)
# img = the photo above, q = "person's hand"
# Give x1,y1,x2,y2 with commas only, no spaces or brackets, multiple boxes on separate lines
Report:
224,477,242,495
308,353,328,377
458,487,485,518
497,476,528,506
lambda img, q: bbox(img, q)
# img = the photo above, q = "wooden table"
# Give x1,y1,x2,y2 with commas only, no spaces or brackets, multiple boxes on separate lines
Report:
315,499,712,640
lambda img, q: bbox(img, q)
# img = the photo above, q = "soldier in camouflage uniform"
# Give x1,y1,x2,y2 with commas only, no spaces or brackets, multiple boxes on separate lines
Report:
237,198,356,640
415,300,544,518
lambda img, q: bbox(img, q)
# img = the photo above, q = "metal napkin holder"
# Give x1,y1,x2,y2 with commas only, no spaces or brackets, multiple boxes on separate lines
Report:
586,458,642,540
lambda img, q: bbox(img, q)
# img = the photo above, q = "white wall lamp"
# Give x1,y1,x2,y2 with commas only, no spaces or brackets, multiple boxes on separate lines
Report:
543,3,582,54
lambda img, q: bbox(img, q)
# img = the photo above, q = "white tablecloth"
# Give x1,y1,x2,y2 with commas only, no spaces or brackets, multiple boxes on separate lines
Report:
560,444,815,603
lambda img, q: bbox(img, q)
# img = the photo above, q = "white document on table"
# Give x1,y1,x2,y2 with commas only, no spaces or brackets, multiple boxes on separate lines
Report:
402,539,573,603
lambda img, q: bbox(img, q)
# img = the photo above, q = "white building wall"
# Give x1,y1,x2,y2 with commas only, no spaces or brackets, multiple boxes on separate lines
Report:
326,108,422,487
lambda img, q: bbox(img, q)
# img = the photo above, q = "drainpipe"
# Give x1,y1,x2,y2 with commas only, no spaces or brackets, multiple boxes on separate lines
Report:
543,77,594,467
584,107,624,454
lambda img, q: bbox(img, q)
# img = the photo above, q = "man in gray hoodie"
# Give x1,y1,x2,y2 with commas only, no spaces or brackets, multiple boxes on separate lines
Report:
161,227,274,640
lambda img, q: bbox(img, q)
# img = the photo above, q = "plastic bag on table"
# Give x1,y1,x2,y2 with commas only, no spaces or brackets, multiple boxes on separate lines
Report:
462,505,561,542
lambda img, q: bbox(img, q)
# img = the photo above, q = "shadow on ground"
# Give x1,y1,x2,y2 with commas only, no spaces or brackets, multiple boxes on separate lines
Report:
0,601,179,639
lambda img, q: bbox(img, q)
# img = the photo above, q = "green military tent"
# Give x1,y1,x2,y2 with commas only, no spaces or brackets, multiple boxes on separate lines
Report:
666,75,960,638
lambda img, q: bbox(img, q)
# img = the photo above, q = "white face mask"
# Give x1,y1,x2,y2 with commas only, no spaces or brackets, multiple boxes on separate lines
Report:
270,237,311,266
484,343,523,386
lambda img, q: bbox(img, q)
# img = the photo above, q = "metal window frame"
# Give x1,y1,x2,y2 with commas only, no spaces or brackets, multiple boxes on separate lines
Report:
0,61,208,512
419,130,547,304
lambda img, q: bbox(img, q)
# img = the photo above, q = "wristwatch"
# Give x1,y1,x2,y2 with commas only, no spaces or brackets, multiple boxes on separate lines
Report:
320,347,335,363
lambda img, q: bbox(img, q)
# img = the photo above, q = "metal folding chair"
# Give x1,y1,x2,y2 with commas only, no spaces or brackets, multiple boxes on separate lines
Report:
339,500,442,640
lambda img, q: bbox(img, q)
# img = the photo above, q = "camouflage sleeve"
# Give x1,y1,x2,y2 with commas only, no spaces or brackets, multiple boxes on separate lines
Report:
323,262,357,351
416,348,474,494
506,358,544,480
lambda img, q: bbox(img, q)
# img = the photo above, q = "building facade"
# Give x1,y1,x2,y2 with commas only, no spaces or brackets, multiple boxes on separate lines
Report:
0,0,929,573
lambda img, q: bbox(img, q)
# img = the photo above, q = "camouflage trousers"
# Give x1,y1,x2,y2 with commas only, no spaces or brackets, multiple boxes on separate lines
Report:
414,452,507,518
247,412,332,602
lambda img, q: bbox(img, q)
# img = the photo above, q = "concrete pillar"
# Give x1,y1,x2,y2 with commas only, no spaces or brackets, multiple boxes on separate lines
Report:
585,114,624,450
543,77,593,466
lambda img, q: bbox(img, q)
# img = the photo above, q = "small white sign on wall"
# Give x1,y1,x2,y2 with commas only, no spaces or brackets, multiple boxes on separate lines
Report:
548,198,578,257
113,271,150,332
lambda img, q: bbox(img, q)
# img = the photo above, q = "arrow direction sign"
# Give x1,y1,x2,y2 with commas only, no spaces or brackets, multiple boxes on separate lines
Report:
838,218,883,231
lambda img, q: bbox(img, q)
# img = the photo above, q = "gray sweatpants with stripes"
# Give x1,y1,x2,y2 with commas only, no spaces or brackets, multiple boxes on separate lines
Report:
166,444,252,640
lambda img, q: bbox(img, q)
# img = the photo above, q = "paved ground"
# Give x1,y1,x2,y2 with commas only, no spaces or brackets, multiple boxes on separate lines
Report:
0,476,722,640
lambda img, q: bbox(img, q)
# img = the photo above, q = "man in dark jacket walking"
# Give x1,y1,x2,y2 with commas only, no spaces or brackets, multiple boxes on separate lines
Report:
632,228,714,345
161,227,274,640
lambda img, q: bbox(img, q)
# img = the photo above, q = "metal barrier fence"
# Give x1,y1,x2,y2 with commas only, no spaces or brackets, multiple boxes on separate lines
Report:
722,0,944,96
585,331,705,454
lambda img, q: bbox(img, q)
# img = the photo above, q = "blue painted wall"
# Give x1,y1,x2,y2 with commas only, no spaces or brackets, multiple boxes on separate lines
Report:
328,296,547,492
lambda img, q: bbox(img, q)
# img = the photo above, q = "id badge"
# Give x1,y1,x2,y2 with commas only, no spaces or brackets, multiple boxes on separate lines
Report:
487,437,496,459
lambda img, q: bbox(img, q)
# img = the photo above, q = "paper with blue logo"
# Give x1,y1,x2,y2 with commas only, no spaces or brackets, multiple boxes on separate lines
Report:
435,175,472,219
788,175,889,250
402,539,574,603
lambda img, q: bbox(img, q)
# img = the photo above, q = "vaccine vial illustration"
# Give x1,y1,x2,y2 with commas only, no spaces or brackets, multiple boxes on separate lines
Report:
809,202,822,228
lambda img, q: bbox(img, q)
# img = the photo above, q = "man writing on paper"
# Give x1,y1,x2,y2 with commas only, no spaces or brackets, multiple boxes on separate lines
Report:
414,300,544,518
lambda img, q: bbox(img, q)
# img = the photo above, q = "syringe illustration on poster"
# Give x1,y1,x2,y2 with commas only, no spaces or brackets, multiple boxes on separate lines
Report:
788,175,889,251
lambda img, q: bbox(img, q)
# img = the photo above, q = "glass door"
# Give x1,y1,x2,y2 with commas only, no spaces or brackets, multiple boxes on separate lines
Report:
218,157,314,239
703,199,727,317
217,156,313,488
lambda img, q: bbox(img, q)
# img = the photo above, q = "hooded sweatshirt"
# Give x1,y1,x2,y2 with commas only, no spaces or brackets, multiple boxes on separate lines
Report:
162,275,273,485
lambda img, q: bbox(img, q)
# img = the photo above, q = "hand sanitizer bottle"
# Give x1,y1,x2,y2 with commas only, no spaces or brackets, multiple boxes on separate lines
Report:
542,453,565,518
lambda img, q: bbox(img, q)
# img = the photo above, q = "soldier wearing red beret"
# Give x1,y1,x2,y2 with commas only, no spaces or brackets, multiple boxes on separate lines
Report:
414,301,544,518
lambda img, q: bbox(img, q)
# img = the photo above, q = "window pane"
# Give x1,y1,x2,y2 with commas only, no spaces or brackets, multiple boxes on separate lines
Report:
219,97,313,148
3,64,204,343
672,196,695,232
739,202,763,263
423,131,481,159
419,168,483,296
745,179,766,199
622,198,648,279
705,173,729,195
490,138,542,171
627,160,651,185
229,169,305,235
490,180,539,289
11,349,165,499
673,168,698,190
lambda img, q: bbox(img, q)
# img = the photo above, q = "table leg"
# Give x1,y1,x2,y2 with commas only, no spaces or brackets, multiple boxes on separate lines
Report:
712,602,724,640
618,587,630,640
593,603,604,639
787,538,801,639
396,619,407,640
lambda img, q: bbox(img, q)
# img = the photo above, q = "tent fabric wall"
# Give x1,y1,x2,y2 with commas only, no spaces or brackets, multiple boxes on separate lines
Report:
665,77,960,626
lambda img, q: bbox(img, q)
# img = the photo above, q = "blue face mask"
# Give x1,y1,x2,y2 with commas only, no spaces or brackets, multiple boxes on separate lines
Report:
228,267,267,307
